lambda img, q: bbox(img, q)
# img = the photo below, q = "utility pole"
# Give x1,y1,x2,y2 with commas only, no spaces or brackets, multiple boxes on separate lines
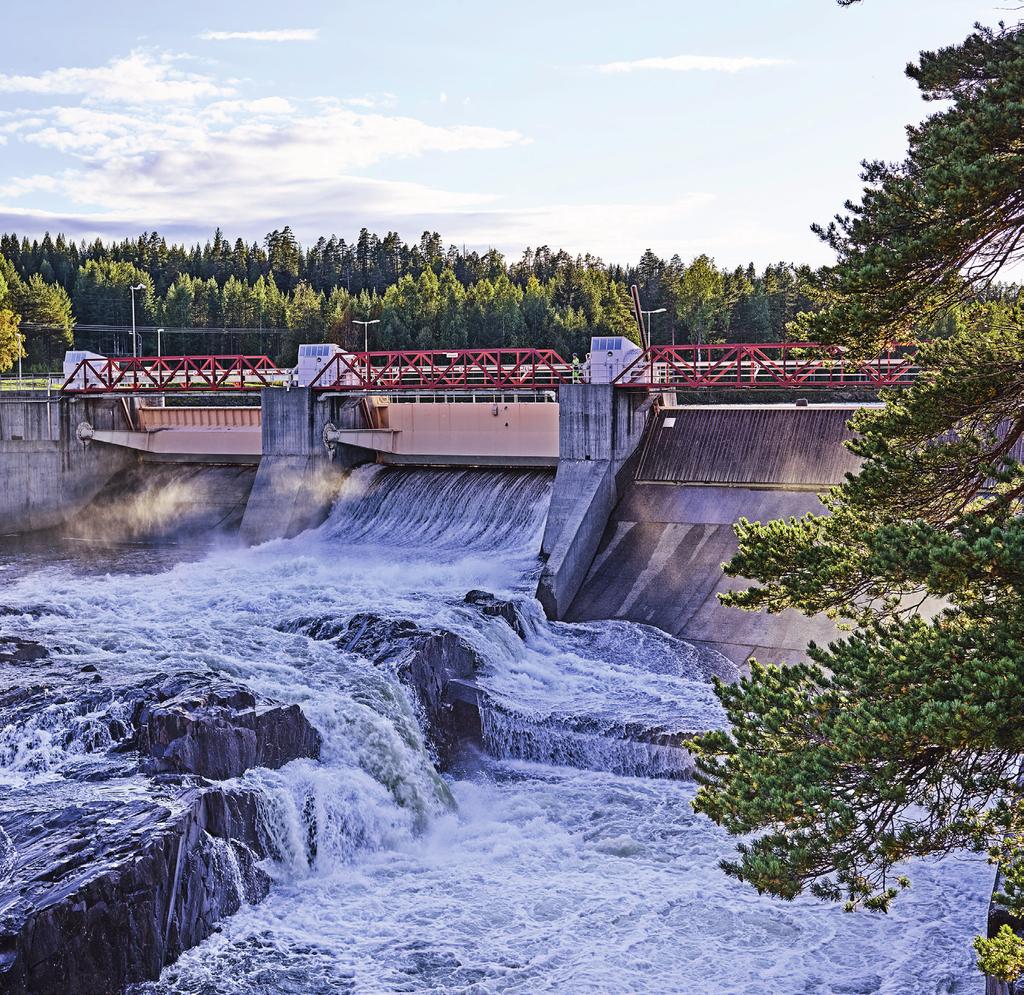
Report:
129,284,146,358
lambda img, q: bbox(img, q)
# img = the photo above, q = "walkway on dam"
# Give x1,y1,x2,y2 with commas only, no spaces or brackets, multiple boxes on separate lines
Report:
58,342,919,394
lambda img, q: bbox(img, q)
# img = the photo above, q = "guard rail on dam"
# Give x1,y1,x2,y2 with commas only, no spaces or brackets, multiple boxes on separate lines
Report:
57,343,920,394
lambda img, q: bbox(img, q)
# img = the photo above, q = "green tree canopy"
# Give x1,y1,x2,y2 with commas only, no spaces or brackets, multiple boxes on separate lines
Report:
689,16,1024,983
0,268,24,373
793,22,1024,350
0,308,22,374
7,272,73,367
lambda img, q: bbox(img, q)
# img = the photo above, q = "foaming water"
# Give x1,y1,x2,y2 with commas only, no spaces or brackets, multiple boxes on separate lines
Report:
323,466,552,555
138,760,989,995
479,706,694,778
0,466,992,994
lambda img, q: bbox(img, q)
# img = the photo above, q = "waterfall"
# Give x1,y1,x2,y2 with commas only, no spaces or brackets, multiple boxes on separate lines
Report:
321,465,552,554
0,465,991,995
478,703,695,779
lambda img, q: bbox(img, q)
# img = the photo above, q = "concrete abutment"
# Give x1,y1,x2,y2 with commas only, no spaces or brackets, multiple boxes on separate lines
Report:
238,388,370,544
0,395,136,533
536,385,652,618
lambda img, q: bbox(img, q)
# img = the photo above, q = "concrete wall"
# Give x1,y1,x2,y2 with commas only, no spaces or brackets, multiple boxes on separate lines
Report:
536,385,651,618
0,396,135,533
567,404,867,668
375,398,558,466
239,389,370,544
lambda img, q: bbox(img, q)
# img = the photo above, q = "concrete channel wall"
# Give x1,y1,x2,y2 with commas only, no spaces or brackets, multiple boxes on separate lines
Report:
567,404,867,668
0,395,135,533
535,385,652,618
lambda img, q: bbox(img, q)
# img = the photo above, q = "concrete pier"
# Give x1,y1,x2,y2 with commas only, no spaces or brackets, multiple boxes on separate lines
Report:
239,389,369,544
535,385,651,618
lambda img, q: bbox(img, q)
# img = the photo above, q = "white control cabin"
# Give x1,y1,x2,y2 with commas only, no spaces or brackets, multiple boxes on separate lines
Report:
586,336,643,384
293,344,360,388
62,350,107,388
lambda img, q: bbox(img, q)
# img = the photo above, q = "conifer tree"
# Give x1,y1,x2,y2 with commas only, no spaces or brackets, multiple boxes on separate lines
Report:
0,267,23,373
689,16,1024,982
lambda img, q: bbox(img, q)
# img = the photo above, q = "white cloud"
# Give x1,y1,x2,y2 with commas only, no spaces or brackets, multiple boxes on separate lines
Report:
12,102,524,175
0,51,233,104
199,29,318,43
0,52,526,238
0,46,776,264
596,54,789,74
439,91,448,105
0,174,58,198
0,192,730,266
438,195,718,261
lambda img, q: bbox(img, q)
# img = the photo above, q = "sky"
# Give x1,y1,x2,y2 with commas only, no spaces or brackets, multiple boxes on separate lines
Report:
0,0,1008,268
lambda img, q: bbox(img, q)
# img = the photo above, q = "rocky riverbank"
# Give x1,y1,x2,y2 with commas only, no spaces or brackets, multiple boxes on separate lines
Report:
0,665,319,995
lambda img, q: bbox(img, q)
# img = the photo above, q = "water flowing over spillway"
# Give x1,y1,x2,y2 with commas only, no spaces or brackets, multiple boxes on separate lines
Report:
0,466,992,993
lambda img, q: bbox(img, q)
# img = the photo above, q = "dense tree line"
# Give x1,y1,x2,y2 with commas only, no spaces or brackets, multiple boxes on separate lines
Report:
0,226,820,370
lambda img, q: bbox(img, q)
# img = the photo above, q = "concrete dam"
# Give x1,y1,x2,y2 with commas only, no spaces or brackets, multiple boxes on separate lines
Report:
567,405,864,666
0,386,862,668
0,378,992,994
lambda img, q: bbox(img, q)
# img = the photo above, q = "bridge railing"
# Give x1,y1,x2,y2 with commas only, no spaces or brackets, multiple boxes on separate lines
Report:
57,344,921,394
612,343,919,390
308,348,572,391
61,355,291,393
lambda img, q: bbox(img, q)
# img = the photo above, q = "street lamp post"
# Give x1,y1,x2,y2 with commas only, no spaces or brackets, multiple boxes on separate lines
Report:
129,284,146,358
640,307,667,349
353,319,380,354
156,327,165,358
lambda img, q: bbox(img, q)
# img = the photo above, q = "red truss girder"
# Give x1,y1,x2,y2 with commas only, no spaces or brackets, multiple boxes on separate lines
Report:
57,344,920,394
61,355,288,393
308,349,572,390
612,343,918,389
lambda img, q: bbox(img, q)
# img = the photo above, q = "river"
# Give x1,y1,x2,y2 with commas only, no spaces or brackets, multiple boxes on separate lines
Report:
0,466,991,993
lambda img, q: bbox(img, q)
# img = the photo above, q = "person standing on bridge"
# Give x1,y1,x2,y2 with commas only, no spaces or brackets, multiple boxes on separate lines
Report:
571,354,581,383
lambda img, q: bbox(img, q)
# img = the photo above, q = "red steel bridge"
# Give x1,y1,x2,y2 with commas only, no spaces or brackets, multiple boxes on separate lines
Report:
60,343,919,394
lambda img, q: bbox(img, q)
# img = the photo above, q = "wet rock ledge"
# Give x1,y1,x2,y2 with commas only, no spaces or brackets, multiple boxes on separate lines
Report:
0,673,320,995
281,588,530,769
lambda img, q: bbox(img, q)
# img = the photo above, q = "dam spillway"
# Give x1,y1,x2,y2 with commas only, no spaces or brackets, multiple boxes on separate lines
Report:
568,404,867,666
0,388,994,993
0,463,990,993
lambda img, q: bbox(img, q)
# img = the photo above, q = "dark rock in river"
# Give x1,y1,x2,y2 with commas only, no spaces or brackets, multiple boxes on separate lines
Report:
136,674,321,780
0,637,49,667
343,613,485,766
285,610,487,766
0,670,322,995
463,590,528,638
0,789,269,995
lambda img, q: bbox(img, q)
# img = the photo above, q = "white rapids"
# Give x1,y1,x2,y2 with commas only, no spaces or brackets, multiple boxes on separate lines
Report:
0,465,992,994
